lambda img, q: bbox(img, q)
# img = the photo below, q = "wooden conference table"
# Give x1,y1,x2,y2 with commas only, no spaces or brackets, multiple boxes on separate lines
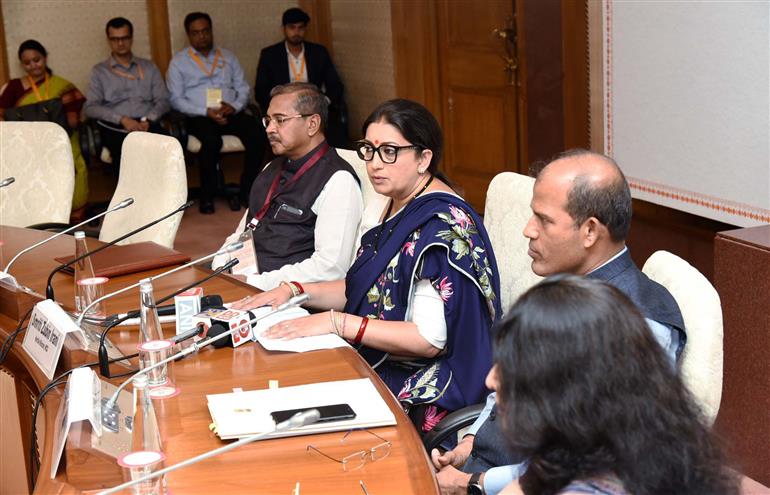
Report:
0,226,439,494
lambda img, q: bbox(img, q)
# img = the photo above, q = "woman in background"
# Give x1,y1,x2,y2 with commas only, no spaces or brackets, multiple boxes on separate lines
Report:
490,275,737,495
235,99,501,432
0,39,89,218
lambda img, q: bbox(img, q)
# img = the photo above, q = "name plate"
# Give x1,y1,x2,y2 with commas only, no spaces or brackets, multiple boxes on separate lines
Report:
22,300,85,379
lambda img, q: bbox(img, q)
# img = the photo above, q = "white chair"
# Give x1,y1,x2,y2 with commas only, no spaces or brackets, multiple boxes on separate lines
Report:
99,132,187,249
642,250,723,427
0,122,74,227
335,148,389,244
483,172,542,313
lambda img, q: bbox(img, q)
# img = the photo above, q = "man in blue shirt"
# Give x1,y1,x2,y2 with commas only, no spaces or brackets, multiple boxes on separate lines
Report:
431,149,685,495
167,12,266,214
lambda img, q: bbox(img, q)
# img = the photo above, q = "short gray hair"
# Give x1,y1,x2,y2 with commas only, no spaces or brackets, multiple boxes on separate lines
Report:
269,82,328,130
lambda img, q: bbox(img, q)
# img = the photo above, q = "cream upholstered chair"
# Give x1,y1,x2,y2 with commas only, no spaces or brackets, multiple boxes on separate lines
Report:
335,148,389,244
483,172,542,313
0,122,75,227
99,132,187,249
642,250,723,427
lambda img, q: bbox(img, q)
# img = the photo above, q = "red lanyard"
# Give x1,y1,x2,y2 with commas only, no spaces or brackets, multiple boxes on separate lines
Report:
248,143,330,227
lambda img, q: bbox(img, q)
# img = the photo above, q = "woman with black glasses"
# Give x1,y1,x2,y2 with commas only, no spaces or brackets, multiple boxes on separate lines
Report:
235,99,501,433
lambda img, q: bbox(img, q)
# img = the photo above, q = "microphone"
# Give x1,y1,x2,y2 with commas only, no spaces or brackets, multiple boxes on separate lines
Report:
101,293,309,430
75,241,243,328
45,200,194,301
97,258,239,378
95,409,321,495
0,177,15,188
2,197,134,276
114,294,224,320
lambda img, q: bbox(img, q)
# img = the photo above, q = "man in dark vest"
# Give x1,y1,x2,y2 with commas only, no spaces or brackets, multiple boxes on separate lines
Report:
254,8,348,147
213,82,361,291
432,149,685,495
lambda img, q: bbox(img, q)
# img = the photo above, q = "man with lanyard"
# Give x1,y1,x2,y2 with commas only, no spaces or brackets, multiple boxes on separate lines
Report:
212,82,362,291
431,150,686,495
167,11,266,214
255,8,347,147
84,17,169,170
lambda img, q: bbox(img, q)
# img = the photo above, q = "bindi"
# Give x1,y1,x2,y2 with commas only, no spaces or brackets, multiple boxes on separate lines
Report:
374,139,380,145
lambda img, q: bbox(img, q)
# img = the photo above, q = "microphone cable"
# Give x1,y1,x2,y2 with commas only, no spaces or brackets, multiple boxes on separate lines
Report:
0,307,35,366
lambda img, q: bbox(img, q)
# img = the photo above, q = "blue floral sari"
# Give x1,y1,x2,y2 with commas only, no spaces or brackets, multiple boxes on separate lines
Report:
344,192,501,431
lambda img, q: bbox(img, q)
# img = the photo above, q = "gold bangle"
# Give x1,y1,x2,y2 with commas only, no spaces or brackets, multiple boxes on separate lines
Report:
279,281,298,297
329,309,339,336
340,312,348,339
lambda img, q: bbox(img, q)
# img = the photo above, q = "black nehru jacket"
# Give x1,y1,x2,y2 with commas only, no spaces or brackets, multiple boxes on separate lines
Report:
247,143,358,273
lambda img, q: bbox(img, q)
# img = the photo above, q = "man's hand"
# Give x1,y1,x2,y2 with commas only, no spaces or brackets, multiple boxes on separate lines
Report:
431,436,474,470
120,116,144,132
206,107,227,125
219,102,236,117
137,120,150,132
435,465,475,495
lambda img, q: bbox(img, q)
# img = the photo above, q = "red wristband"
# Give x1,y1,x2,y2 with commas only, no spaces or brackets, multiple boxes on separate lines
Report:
353,317,369,345
290,281,304,295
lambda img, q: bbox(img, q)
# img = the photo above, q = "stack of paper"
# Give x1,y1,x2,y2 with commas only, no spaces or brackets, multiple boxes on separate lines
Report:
206,378,397,440
249,305,350,353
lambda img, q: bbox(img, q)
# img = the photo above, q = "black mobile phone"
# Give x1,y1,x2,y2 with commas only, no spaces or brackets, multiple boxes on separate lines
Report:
270,403,356,424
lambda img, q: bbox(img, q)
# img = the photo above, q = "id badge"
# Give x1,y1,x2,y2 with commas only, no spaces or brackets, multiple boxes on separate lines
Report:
231,229,258,276
206,87,222,108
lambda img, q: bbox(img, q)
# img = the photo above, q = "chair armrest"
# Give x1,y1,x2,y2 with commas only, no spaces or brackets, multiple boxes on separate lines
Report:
77,121,102,166
422,403,485,452
163,111,188,149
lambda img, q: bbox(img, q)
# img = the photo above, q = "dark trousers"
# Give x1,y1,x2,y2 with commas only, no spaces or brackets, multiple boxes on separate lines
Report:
186,112,265,202
98,121,167,170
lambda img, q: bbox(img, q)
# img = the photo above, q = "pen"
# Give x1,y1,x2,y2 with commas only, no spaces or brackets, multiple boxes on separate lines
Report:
359,480,369,495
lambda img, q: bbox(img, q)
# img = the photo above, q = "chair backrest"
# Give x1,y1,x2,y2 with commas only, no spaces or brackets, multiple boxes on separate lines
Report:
483,172,542,313
0,122,74,227
335,148,389,244
642,250,723,427
99,132,187,249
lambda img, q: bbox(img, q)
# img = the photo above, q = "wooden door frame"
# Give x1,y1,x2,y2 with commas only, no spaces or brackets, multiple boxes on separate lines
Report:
392,0,591,175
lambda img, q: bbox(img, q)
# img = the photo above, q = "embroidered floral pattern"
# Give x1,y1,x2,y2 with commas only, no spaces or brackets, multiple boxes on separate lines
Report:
397,362,449,404
435,276,454,302
422,405,449,433
436,205,496,303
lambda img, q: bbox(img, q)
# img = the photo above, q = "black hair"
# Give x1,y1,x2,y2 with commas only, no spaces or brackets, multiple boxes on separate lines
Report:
362,99,453,186
493,275,737,495
17,40,52,75
105,16,133,36
282,7,310,26
541,149,632,242
184,12,212,33
270,82,328,130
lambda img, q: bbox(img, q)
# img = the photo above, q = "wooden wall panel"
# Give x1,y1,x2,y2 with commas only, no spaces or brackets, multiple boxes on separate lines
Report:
147,0,172,75
298,0,333,53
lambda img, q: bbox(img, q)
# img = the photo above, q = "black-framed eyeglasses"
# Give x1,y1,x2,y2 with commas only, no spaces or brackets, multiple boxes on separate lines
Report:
356,141,423,164
306,428,391,472
261,114,313,129
108,36,133,43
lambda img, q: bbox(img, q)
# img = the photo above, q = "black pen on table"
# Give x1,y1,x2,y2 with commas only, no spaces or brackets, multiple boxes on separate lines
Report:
360,480,369,495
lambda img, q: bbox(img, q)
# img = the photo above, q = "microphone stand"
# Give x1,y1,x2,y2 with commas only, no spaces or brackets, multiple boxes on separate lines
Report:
101,294,309,431
95,409,321,495
74,240,243,329
45,200,194,301
3,197,134,276
97,258,239,378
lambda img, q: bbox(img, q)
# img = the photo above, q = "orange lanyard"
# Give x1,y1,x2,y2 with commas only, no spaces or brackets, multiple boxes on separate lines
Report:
288,52,306,82
189,48,222,77
27,73,49,101
110,60,144,81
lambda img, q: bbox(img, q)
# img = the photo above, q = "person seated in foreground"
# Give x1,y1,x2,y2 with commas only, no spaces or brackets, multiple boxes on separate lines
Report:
433,149,685,495
233,99,502,432
489,275,736,495
0,39,89,218
213,82,362,290
84,17,170,169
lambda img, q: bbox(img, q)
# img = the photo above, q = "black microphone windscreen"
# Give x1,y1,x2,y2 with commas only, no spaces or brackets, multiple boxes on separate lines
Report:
201,295,223,308
207,323,234,349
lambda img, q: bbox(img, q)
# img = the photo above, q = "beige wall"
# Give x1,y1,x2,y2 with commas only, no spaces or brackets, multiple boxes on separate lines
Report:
330,0,395,137
167,0,297,97
2,0,151,95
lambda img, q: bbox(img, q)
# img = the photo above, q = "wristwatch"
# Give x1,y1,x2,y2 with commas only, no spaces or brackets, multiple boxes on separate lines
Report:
467,472,484,495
